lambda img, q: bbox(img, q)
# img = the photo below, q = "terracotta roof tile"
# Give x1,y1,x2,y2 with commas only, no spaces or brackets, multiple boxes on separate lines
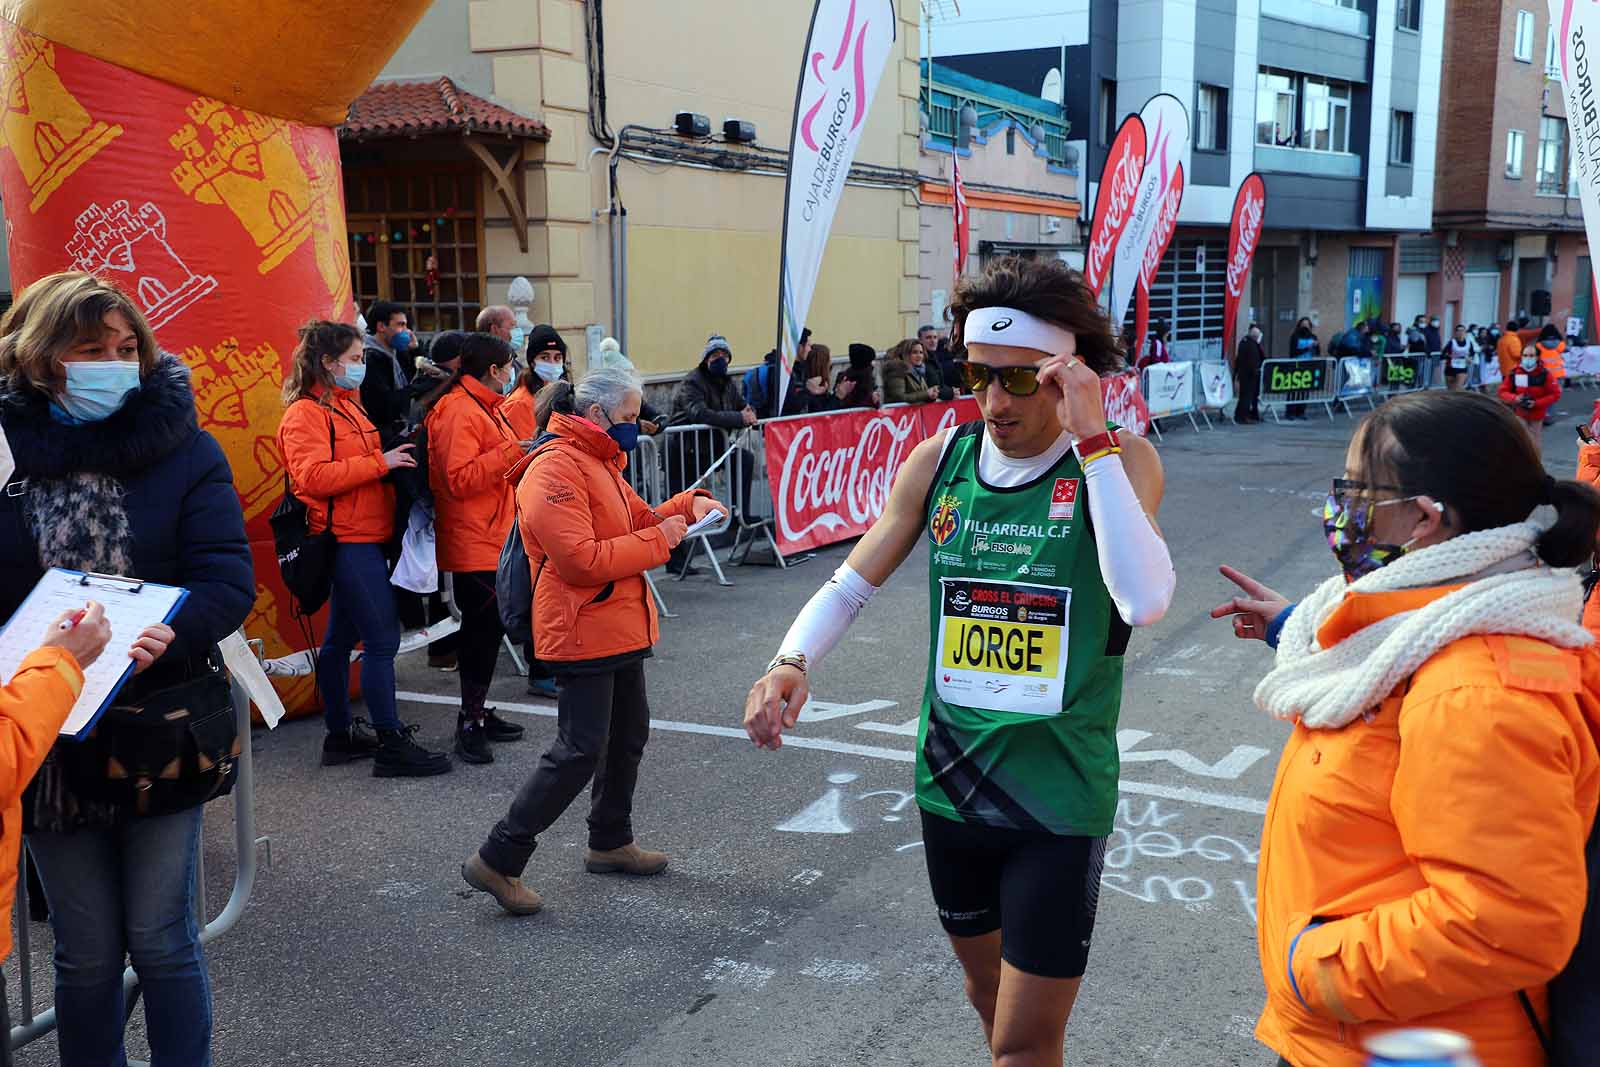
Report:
341,77,550,141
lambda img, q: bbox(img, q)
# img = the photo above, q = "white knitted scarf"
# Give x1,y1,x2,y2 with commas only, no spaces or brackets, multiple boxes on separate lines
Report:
1254,514,1593,730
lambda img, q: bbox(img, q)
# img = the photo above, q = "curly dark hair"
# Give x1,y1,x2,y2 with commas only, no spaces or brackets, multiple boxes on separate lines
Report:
949,256,1122,374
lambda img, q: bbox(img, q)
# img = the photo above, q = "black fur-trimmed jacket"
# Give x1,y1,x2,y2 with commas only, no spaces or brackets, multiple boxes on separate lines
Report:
0,355,253,674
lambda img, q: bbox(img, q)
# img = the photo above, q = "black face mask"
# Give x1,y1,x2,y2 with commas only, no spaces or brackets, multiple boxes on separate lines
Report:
707,356,730,379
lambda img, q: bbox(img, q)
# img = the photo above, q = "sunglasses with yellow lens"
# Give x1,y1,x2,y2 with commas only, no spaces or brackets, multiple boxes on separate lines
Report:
956,361,1042,397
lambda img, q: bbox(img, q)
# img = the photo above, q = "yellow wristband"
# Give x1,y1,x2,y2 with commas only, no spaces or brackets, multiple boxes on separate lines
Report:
1080,446,1123,466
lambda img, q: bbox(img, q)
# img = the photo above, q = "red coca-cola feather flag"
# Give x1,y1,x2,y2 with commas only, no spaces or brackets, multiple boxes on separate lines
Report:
1083,113,1147,298
1223,173,1266,358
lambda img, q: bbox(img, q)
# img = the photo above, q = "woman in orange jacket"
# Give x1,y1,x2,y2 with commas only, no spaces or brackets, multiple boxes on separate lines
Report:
461,366,726,916
0,602,110,1028
1214,391,1600,1067
278,321,450,777
426,331,532,763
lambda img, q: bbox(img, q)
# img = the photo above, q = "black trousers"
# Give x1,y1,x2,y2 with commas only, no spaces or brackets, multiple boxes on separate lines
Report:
450,571,503,718
1,966,12,1067
1235,361,1261,419
479,660,651,875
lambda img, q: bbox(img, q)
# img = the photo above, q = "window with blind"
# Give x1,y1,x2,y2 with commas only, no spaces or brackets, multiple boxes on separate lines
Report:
1132,237,1228,344
344,168,484,332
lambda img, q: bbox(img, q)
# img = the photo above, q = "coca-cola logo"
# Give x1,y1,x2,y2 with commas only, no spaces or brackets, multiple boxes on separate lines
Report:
1140,171,1185,289
775,411,920,543
1226,188,1265,298
1086,139,1145,288
1100,373,1148,436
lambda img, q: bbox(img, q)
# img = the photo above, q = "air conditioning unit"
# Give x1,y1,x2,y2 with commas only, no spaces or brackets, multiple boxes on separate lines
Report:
1041,215,1062,236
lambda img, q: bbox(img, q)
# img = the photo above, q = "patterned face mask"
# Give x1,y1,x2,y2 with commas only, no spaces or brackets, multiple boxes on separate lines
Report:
1323,480,1422,583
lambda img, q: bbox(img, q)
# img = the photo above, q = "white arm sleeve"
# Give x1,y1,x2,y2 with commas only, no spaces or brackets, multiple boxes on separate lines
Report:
1083,453,1176,626
774,563,879,670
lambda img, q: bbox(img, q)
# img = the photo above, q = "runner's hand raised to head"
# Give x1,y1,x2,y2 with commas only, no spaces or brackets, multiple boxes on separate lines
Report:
1037,354,1107,439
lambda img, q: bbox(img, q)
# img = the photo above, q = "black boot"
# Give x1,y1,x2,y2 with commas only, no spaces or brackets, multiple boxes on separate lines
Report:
482,708,525,742
454,715,494,764
373,725,452,778
322,719,381,766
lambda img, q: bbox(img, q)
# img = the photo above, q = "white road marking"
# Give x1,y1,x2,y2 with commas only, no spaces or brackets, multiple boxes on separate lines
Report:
855,717,920,737
395,692,1269,816
703,958,775,990
800,959,878,984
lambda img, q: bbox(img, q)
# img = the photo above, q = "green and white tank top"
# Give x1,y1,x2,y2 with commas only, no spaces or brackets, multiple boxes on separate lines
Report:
917,422,1130,836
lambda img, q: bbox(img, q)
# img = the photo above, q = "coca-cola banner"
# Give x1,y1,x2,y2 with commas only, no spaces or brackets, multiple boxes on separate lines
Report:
763,391,1140,555
1083,113,1147,297
1101,371,1151,438
1223,173,1267,359
1134,163,1185,355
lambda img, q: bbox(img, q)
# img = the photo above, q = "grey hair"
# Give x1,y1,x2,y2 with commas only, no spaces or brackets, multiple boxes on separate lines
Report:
574,365,643,416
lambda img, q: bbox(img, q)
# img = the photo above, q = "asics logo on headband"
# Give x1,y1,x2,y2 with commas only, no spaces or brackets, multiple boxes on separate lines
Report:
965,306,1075,358
991,317,1013,331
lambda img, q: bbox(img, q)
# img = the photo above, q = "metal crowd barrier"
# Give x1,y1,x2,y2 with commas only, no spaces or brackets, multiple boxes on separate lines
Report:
1375,354,1430,399
1335,356,1378,416
1258,357,1340,422
630,424,776,586
1140,361,1204,436
10,651,265,1062
1196,361,1234,428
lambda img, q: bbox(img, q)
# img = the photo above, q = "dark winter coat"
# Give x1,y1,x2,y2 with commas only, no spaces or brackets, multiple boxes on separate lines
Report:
671,364,748,430
360,335,411,445
0,355,254,673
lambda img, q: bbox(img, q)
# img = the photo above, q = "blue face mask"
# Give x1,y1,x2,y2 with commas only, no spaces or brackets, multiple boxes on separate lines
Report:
603,411,640,452
499,363,518,396
334,361,367,391
391,329,413,353
57,360,141,422
510,327,526,352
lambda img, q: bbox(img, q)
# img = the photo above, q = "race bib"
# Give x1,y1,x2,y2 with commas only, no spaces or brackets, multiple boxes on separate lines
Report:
935,577,1071,716
1450,358,1468,370
1516,373,1530,388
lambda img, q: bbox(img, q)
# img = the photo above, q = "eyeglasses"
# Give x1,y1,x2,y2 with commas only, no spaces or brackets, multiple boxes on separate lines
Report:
956,361,1042,397
1329,478,1423,508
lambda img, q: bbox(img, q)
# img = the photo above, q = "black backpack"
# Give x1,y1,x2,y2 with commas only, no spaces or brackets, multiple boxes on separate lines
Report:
495,431,558,646
1521,824,1600,1065
269,412,337,616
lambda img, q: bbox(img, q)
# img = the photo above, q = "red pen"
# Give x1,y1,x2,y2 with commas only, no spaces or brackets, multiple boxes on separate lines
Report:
58,608,87,632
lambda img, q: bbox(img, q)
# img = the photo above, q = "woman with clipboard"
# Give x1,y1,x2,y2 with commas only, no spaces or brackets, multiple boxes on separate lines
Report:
0,272,253,1067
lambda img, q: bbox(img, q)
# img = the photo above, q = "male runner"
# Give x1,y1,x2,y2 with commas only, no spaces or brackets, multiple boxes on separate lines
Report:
744,256,1176,1066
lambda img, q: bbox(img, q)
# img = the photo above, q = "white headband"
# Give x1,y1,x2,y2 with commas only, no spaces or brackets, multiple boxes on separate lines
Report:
963,306,1075,359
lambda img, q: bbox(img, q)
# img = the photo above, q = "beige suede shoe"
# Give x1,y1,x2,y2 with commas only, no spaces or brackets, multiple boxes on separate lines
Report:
461,854,544,915
583,842,670,876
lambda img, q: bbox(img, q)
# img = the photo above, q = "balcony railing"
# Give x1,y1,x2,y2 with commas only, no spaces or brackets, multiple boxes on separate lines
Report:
1260,0,1370,37
921,81,1073,169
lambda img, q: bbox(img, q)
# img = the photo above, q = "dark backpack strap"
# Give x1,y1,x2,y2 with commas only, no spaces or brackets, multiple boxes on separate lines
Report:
1518,990,1553,1057
920,420,982,519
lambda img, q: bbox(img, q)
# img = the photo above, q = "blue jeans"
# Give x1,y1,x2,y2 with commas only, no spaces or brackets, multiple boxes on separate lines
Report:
317,542,402,731
27,807,210,1067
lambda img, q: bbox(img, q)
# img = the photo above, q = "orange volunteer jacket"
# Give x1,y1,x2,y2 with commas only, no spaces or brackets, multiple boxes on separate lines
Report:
502,384,537,440
0,647,84,960
519,412,704,662
1496,330,1527,380
1256,585,1600,1067
427,374,523,573
277,389,394,542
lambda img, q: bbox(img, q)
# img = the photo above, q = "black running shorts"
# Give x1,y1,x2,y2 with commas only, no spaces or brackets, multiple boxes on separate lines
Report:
919,808,1108,979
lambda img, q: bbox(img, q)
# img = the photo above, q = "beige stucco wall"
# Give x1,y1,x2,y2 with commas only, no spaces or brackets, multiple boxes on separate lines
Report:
383,0,923,375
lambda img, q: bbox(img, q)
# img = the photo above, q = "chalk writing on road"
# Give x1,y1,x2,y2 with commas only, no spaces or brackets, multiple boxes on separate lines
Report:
1100,800,1259,922
775,772,917,834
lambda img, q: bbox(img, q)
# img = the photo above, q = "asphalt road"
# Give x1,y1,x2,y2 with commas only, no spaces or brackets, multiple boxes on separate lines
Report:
10,393,1589,1065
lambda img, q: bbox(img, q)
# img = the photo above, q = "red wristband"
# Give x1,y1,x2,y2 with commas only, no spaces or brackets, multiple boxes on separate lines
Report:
1072,429,1120,460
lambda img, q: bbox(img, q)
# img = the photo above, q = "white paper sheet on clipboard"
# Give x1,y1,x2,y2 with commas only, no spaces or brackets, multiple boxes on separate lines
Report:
0,568,188,739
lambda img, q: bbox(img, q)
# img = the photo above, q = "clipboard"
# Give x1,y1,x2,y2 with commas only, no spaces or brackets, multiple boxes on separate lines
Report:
0,568,189,740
